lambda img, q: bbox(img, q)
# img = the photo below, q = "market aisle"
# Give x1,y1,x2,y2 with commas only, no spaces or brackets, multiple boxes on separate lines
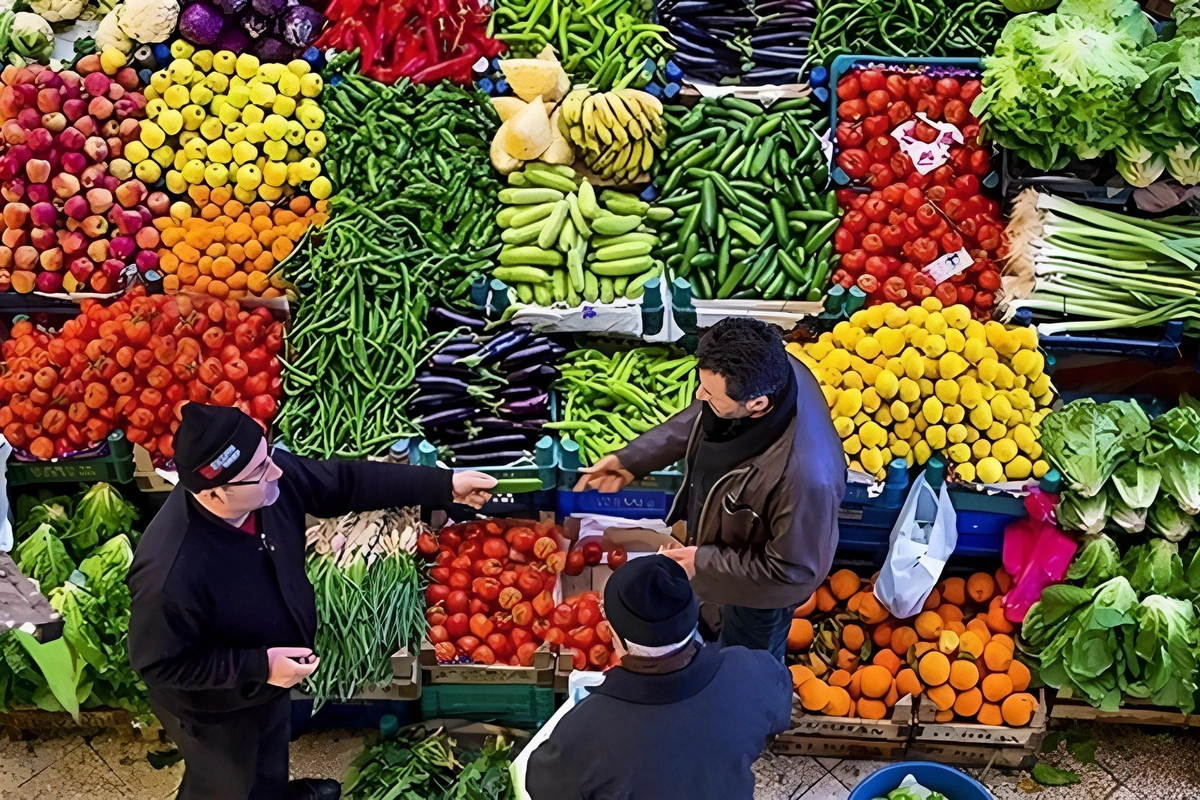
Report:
3,722,1200,799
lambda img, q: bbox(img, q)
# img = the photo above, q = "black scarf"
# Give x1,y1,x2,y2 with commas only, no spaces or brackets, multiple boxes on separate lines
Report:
680,368,798,533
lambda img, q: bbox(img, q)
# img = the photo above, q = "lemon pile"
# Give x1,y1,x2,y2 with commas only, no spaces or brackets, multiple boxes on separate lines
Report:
788,299,1055,483
126,40,331,203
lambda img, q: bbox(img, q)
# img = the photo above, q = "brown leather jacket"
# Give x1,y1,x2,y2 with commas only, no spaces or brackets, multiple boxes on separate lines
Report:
617,357,846,609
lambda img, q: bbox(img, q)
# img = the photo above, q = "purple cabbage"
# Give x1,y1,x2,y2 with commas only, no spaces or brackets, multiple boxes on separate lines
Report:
251,0,288,16
250,35,294,61
281,4,322,47
217,0,250,13
178,2,226,45
242,9,272,37
214,25,250,52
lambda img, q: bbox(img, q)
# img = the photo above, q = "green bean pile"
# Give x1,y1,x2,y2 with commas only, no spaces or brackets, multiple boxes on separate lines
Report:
546,346,696,465
279,72,502,458
489,0,672,90
302,549,425,710
806,0,1009,66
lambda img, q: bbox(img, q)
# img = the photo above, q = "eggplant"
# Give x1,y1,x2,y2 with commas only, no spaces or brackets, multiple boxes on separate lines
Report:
417,407,481,427
500,392,550,418
451,434,539,455
505,363,560,384
474,416,547,431
429,306,489,331
499,342,560,371
498,385,544,402
449,451,527,465
437,341,482,357
456,325,533,368
415,375,472,393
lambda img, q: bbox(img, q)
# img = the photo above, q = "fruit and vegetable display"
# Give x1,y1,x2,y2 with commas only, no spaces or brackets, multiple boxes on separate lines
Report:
0,58,163,295
547,345,696,467
0,484,149,720
344,727,516,800
130,42,328,203
788,299,1054,482
788,567,1041,727
0,288,282,462
1000,191,1200,335
494,167,669,306
832,66,1003,317
655,94,839,301
491,0,670,90
302,508,427,709
279,73,499,459
174,0,324,61
316,0,503,85
418,518,616,670
414,316,562,466
557,87,668,185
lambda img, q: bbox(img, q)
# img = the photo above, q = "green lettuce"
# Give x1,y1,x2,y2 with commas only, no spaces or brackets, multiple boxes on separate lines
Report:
1144,405,1200,514
973,9,1149,170
63,482,139,557
15,524,74,591
1040,399,1149,497
1116,134,1167,187
1057,489,1108,534
1124,539,1188,597
1130,595,1198,713
1147,494,1195,541
1111,460,1161,509
1108,488,1148,534
1066,533,1121,589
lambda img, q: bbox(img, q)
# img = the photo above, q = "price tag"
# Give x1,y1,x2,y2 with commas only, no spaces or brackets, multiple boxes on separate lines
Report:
891,113,963,175
923,249,974,284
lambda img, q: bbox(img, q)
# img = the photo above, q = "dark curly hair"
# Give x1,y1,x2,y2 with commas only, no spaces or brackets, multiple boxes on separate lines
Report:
695,317,790,402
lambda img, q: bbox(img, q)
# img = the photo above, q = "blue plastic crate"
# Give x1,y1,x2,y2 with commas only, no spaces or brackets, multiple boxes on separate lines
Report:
556,438,684,520
419,684,557,730
1019,308,1184,363
836,459,910,556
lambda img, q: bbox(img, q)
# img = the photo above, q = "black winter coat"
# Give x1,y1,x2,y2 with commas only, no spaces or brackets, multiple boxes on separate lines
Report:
128,452,452,721
526,644,792,800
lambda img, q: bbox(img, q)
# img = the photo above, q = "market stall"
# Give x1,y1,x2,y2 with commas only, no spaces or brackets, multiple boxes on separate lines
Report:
0,0,1197,795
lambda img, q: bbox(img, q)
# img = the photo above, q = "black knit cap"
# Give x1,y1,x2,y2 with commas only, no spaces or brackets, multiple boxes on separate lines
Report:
603,554,698,648
173,403,265,492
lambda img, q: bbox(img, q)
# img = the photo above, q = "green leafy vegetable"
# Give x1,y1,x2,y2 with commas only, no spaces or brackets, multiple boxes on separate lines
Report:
1065,534,1121,589
1147,493,1193,541
1039,399,1149,497
1032,763,1081,786
12,631,84,721
15,524,75,592
343,727,515,800
63,482,138,557
1144,404,1200,514
1111,460,1161,510
1130,595,1198,712
1057,489,1108,534
1124,540,1187,597
1107,488,1148,534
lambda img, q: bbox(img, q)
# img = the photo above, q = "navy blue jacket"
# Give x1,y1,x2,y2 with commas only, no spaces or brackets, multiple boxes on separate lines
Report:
526,644,792,799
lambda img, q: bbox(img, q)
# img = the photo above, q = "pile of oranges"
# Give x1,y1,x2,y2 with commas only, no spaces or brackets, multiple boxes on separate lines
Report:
787,569,1038,727
154,185,327,299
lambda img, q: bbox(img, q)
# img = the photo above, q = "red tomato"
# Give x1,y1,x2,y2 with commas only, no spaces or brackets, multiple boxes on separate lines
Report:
472,577,501,602
588,645,611,668
511,601,534,627
580,541,602,566
882,276,908,303
428,625,449,644
517,642,540,666
836,75,862,100
517,569,544,598
552,603,577,628
835,228,857,254
570,646,587,671
858,69,886,92
836,148,871,178
565,551,585,576
856,274,880,294
866,90,890,113
836,121,864,149
862,115,890,138
607,548,627,569
596,620,613,644
944,99,969,126
838,99,869,122
445,612,470,638
434,642,457,662
935,77,961,97
885,74,907,100
907,74,933,100
426,584,450,605
978,269,1001,291
532,590,556,618
934,282,958,306
469,613,494,639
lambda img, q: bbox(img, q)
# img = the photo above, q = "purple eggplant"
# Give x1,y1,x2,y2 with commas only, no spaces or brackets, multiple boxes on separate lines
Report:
500,392,550,418
498,385,544,402
430,306,489,331
456,325,533,368
451,434,539,455
474,416,547,431
505,363,559,384
417,407,480,427
415,374,472,393
449,451,527,465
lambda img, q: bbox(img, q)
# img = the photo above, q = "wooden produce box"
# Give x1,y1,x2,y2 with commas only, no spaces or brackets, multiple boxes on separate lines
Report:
909,688,1048,769
292,647,421,703
0,707,159,741
1048,687,1200,728
420,640,557,687
133,445,175,493
770,695,914,760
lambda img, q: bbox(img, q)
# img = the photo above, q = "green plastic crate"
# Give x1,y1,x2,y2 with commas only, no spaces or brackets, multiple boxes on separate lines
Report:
8,430,134,486
419,684,557,730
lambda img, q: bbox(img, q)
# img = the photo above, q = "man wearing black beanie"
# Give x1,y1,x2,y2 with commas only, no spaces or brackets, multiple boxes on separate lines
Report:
128,403,496,800
525,555,792,799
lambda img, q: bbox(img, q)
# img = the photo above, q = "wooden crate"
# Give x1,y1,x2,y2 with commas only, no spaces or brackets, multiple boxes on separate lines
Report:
420,640,557,687
1049,687,1199,728
133,445,174,494
909,688,1047,768
770,695,914,760
292,647,421,703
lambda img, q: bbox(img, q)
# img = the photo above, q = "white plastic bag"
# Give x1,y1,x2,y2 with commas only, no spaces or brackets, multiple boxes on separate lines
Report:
873,469,957,619
0,437,12,552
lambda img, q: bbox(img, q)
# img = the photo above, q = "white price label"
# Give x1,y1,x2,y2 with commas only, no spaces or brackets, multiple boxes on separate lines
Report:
923,249,974,284
891,113,964,175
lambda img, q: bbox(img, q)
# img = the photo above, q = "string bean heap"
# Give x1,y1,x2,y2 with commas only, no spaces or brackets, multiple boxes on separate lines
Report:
547,346,696,465
301,509,426,710
490,0,672,90
805,0,1008,67
655,94,841,300
280,72,502,458
344,728,515,800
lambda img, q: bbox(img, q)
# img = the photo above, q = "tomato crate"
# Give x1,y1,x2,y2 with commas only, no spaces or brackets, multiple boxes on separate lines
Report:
771,694,914,760
556,437,685,520
1048,687,1200,728
7,429,135,486
418,683,558,730
909,688,1047,769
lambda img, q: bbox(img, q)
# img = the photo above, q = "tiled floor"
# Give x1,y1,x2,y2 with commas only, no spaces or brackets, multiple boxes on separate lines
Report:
2,720,1200,798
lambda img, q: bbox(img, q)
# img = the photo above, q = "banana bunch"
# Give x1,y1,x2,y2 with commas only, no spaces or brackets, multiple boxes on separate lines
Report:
559,88,667,184
494,164,674,306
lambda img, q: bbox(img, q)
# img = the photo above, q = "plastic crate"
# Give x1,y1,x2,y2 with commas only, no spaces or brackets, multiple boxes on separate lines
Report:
409,434,557,516
827,56,991,188
418,684,557,730
556,437,685,520
837,460,911,557
1011,308,1185,362
1000,148,1133,207
8,429,135,486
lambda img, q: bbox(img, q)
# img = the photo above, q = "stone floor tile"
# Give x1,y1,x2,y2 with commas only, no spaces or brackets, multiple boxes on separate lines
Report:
793,772,851,800
0,733,86,793
815,758,842,771
9,737,133,800
1092,724,1200,800
753,752,828,799
289,729,367,782
89,729,183,799
830,759,893,790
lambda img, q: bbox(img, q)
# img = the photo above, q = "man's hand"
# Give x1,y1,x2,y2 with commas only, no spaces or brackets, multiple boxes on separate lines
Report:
267,647,319,688
575,454,635,492
453,471,497,508
661,546,697,579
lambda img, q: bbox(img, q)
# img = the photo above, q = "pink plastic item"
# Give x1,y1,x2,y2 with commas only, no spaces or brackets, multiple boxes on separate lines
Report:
1001,487,1078,623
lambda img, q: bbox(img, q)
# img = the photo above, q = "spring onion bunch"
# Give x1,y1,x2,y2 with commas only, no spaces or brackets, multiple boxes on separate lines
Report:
301,508,427,710
1000,189,1200,335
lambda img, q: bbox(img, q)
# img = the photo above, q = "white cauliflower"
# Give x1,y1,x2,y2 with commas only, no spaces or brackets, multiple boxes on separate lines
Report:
29,0,86,22
94,8,133,52
114,0,179,43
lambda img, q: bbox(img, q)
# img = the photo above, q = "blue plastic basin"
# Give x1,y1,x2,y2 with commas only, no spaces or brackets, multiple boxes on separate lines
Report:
847,762,992,800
